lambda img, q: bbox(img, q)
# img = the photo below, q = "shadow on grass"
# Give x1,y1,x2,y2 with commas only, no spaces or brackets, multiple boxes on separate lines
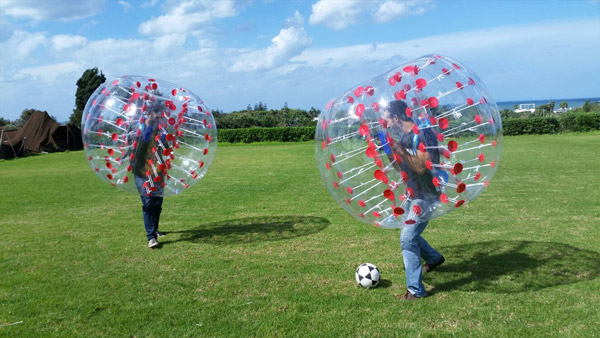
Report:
428,241,600,294
161,215,330,245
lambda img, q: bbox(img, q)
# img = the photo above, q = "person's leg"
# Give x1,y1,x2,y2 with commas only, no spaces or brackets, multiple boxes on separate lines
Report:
135,176,158,241
140,195,159,240
418,236,442,265
400,220,429,297
150,196,163,234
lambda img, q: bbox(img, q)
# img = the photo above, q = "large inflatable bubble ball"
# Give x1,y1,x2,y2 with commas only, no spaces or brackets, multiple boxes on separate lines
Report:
315,55,502,228
82,75,217,197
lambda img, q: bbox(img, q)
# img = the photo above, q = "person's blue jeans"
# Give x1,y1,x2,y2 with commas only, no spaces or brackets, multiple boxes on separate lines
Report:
400,199,442,297
134,176,163,241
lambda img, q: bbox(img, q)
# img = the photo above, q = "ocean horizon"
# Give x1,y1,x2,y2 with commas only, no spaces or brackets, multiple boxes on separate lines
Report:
496,97,600,111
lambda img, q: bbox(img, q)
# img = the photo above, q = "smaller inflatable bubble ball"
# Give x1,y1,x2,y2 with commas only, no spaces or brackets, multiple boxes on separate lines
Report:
356,263,381,288
82,75,217,197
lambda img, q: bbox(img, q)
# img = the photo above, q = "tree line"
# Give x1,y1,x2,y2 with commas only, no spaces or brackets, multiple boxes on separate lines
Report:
212,103,320,129
500,99,600,120
1,67,320,131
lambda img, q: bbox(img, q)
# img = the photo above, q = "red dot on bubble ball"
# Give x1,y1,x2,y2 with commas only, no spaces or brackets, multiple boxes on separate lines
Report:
383,189,394,200
457,182,466,193
354,86,364,97
438,118,449,130
394,207,404,216
453,163,463,174
355,104,365,118
359,124,369,136
428,97,439,108
455,200,465,208
395,90,406,100
448,140,458,152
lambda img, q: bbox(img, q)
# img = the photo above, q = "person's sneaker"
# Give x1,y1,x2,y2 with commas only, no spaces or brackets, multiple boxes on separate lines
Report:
423,255,445,273
155,231,165,238
399,290,423,301
148,238,159,248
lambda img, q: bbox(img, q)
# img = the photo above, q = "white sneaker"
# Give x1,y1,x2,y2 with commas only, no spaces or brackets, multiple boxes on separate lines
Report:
148,238,159,248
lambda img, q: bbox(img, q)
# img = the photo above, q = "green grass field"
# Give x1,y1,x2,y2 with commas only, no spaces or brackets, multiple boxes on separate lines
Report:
1,133,599,337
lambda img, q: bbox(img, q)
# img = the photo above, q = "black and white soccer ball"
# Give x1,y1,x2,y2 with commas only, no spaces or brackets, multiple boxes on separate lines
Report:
355,263,380,288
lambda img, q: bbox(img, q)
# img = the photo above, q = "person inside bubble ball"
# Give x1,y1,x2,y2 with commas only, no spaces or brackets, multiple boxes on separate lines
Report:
382,99,446,300
130,100,169,248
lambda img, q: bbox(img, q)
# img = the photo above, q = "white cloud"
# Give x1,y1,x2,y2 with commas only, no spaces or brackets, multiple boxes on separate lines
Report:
141,0,160,8
309,0,433,29
0,0,104,21
1,30,47,59
153,33,186,54
138,0,239,35
118,0,132,12
17,61,86,82
51,34,88,50
309,0,365,30
229,11,312,72
375,1,414,23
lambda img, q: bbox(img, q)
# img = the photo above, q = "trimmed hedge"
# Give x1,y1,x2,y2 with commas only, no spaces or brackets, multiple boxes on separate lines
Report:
217,127,315,143
216,112,600,142
503,112,600,136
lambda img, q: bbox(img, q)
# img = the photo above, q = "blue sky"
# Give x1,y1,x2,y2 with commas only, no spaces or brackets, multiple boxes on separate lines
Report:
1,0,599,122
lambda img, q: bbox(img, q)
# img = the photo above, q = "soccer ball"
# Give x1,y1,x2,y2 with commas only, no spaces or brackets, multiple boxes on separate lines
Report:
355,263,380,288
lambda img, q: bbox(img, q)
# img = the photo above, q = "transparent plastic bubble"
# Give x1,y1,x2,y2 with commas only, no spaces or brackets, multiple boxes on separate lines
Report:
315,55,502,228
82,75,217,197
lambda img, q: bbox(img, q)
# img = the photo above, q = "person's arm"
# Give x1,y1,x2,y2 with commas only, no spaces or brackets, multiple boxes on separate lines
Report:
142,118,155,143
390,142,430,174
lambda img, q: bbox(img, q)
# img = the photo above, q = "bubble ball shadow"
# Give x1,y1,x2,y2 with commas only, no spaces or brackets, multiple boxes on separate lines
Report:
162,216,330,245
428,241,600,294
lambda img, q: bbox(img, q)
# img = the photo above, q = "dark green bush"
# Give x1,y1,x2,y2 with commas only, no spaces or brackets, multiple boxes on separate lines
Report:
216,111,600,142
503,112,600,136
218,127,315,143
559,111,600,132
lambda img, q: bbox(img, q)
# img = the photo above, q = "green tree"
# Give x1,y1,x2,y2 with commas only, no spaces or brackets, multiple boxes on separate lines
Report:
548,100,555,113
69,67,106,128
15,108,40,127
0,117,11,127
513,104,518,111
559,101,568,112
